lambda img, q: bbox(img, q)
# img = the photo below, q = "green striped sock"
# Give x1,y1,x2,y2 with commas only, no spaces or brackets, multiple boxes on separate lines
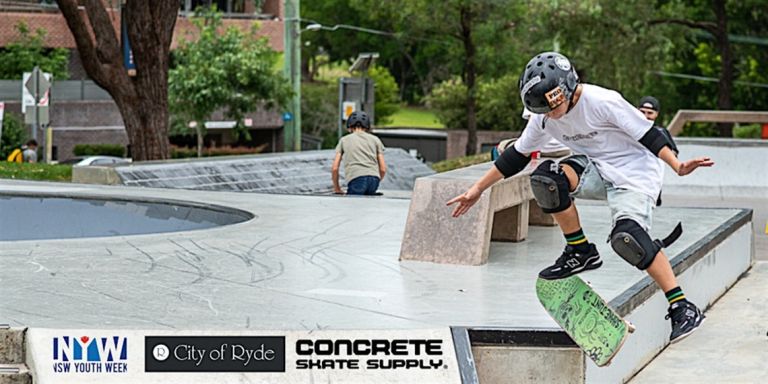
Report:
564,229,590,253
665,287,686,305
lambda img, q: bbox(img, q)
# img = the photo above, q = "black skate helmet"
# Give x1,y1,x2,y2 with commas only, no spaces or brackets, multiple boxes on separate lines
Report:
518,52,579,114
346,111,371,130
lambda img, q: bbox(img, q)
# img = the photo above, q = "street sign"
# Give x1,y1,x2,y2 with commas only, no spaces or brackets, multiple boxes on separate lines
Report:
121,5,137,76
24,106,49,125
23,67,53,153
25,70,50,99
342,101,357,120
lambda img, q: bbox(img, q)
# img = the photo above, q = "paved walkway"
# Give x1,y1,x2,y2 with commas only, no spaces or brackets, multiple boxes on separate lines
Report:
630,261,768,384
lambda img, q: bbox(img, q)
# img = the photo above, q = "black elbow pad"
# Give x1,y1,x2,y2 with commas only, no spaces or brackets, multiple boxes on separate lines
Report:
639,127,670,157
494,144,531,178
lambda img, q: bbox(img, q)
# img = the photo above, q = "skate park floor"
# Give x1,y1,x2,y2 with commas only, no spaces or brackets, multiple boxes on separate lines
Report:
0,179,749,332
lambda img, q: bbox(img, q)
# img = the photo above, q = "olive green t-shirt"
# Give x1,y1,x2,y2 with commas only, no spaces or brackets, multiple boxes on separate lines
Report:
335,131,384,182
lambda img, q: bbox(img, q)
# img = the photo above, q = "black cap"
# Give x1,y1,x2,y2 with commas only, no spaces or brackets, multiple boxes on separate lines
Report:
638,96,660,112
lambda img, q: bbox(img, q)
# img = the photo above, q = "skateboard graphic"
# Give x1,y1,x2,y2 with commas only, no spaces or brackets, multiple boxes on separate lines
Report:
536,275,635,366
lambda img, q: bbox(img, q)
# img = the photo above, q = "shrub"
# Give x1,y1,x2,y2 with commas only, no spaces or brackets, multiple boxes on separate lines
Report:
733,124,761,139
73,144,126,157
369,65,400,125
1,112,28,159
426,74,525,132
169,145,267,159
301,82,340,149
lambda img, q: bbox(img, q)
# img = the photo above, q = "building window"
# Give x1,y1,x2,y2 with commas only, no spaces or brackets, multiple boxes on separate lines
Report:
183,0,256,13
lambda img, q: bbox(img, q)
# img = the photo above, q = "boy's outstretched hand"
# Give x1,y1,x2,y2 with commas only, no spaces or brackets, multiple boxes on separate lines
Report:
677,156,714,176
447,187,482,217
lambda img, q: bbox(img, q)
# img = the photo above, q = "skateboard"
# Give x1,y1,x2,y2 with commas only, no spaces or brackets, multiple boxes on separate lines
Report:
536,275,635,366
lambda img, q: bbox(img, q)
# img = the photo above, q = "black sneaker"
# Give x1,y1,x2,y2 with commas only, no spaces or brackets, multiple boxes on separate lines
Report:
538,243,602,280
666,300,705,343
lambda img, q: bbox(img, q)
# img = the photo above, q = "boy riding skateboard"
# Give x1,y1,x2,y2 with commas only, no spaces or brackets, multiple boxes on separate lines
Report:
447,52,712,343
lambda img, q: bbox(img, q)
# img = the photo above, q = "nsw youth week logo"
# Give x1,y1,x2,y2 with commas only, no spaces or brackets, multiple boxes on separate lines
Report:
52,335,128,374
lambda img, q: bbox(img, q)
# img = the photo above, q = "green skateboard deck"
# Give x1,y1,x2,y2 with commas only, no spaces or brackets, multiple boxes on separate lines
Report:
536,275,635,366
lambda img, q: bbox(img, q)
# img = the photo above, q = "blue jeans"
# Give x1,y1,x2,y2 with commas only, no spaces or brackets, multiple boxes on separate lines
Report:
347,176,380,195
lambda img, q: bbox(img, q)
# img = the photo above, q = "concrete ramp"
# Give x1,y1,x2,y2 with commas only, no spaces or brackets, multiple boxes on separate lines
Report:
0,181,753,383
74,148,435,195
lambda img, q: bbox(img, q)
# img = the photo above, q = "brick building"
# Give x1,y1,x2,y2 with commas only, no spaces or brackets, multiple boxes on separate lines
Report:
0,0,286,160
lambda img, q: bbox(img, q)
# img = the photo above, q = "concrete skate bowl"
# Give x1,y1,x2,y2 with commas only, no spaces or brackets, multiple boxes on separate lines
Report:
0,192,253,241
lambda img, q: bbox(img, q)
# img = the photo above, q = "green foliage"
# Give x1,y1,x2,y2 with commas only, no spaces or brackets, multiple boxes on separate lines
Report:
431,152,490,173
426,77,467,130
1,113,28,159
382,107,443,128
301,82,339,149
169,8,291,139
169,145,266,159
0,162,71,182
306,0,768,138
73,144,126,157
680,123,718,137
732,124,761,139
427,74,524,131
0,22,69,80
368,65,400,125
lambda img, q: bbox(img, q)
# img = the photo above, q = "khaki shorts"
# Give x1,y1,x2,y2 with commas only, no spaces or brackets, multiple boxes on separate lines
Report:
563,155,654,231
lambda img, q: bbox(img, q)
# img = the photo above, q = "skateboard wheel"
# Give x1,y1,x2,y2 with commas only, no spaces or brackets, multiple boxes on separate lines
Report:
627,323,636,333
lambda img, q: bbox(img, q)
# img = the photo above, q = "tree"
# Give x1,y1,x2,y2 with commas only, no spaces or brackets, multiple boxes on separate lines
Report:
0,22,69,80
650,0,735,136
55,0,179,160
169,8,290,156
366,0,512,155
368,65,400,125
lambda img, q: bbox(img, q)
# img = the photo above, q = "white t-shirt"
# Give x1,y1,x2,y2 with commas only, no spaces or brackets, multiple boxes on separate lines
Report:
513,84,661,199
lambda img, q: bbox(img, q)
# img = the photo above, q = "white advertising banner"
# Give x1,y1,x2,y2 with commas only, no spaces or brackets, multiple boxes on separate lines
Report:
27,328,462,384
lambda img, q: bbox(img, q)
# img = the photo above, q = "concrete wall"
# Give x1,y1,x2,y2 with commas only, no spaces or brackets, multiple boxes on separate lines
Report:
662,138,768,198
472,346,584,384
0,5,284,51
1,100,283,161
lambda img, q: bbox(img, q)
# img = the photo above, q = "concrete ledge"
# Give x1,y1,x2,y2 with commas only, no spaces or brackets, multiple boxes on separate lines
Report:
399,160,555,265
0,329,24,364
460,209,753,383
0,365,32,384
71,165,122,185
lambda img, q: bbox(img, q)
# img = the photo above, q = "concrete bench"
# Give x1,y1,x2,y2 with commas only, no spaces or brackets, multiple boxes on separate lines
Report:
399,160,556,266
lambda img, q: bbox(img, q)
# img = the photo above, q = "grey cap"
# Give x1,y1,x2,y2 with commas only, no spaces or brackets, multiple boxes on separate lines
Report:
638,96,660,111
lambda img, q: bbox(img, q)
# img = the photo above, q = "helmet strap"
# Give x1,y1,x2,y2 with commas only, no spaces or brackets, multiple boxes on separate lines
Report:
565,85,579,114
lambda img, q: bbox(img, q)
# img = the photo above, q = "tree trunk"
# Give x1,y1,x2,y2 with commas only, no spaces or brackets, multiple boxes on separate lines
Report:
713,0,734,137
55,0,178,161
460,3,477,156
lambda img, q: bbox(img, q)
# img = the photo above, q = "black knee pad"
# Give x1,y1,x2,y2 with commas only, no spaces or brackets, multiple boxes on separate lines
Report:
530,160,571,214
610,219,661,270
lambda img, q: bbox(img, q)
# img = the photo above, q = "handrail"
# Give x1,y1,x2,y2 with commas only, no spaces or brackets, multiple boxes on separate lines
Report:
667,109,768,136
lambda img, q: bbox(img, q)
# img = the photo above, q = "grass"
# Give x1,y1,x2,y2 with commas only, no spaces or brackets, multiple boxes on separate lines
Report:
431,153,491,173
382,106,444,128
0,162,72,182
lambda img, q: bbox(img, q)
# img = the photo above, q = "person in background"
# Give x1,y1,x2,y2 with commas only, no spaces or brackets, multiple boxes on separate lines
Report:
7,139,38,163
638,95,678,206
331,111,387,195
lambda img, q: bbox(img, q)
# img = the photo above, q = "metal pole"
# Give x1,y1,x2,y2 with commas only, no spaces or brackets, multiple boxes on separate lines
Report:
31,67,38,143
283,0,301,152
